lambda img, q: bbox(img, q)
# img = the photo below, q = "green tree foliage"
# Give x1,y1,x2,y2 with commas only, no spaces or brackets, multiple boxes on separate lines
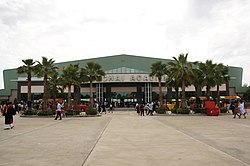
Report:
190,63,204,98
17,59,36,111
214,63,230,103
168,53,193,108
165,77,181,108
150,61,168,105
34,57,58,111
243,88,250,102
198,60,217,100
60,64,80,111
81,62,105,108
48,71,64,110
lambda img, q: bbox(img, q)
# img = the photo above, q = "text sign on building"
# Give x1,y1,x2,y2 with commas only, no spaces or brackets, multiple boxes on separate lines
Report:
101,74,168,83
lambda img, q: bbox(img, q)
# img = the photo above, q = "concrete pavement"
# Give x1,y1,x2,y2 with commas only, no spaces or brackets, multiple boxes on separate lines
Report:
0,112,250,166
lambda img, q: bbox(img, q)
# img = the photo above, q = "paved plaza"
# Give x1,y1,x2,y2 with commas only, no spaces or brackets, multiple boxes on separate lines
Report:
0,111,250,166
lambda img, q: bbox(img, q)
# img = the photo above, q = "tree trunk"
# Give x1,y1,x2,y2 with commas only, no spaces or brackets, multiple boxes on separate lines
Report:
158,77,163,106
43,75,48,111
206,86,211,101
195,86,198,98
167,87,172,105
195,85,202,98
27,73,32,112
74,85,80,110
67,85,72,111
175,86,179,108
181,79,186,109
90,81,93,108
216,84,220,106
52,98,56,111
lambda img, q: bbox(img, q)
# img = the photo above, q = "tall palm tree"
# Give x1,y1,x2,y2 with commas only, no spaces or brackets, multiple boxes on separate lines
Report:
17,59,36,111
199,60,217,100
48,71,64,110
149,61,168,106
190,64,204,98
60,64,80,111
34,57,58,111
168,53,193,108
165,77,181,108
73,71,85,111
214,63,230,105
81,62,105,108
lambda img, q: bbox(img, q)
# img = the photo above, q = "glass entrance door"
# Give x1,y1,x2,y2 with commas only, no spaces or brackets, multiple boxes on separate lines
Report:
111,87,137,108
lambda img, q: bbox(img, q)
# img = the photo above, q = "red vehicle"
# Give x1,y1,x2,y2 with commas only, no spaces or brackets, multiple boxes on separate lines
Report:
78,104,87,112
205,101,220,116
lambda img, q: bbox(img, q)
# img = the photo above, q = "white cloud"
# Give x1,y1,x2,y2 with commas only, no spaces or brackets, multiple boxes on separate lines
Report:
0,0,250,89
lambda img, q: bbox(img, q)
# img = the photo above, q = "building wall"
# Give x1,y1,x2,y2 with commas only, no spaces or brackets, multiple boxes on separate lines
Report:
0,54,246,102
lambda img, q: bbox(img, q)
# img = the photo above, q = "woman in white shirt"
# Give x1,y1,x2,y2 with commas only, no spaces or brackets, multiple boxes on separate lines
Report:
239,101,246,119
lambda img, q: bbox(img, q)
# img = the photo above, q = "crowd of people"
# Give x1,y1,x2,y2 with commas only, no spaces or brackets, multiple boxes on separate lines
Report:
135,101,160,116
1,98,248,130
96,102,114,114
227,100,247,119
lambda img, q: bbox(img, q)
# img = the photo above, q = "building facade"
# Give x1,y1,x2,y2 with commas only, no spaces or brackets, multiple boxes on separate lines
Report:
0,54,247,106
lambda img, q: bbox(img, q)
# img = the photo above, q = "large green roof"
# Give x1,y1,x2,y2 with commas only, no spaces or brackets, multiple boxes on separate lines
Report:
55,54,171,73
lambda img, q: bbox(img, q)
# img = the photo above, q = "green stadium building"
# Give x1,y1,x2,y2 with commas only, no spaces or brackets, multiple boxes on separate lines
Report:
0,54,248,106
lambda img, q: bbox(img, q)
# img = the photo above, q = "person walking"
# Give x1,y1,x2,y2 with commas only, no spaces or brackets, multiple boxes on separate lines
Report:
226,101,231,113
135,103,140,115
54,102,63,120
101,102,106,114
153,102,157,114
109,102,113,113
239,100,246,119
96,102,101,114
3,102,15,130
232,101,240,119
140,103,145,116
147,102,154,116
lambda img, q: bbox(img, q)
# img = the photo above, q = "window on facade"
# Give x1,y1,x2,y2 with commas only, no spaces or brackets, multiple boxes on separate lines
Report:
106,67,147,74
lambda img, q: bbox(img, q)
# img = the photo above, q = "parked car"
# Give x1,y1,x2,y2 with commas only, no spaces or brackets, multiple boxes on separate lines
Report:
78,104,87,112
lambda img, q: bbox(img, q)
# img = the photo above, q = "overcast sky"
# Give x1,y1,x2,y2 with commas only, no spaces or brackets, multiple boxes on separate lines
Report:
0,0,250,89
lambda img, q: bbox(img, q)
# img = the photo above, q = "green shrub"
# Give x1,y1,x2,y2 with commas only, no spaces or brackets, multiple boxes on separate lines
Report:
220,107,228,113
176,108,190,114
156,107,168,114
65,110,80,115
23,111,37,115
193,107,206,114
171,108,177,114
86,109,98,115
169,108,190,114
65,111,73,115
37,110,54,116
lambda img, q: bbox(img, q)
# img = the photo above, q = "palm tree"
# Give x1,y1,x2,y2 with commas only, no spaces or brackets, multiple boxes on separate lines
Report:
17,59,36,111
81,62,105,108
60,64,80,111
165,77,181,108
73,72,85,111
190,64,204,98
199,60,217,100
149,61,168,106
168,53,193,108
48,71,64,110
34,57,58,111
214,63,230,105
